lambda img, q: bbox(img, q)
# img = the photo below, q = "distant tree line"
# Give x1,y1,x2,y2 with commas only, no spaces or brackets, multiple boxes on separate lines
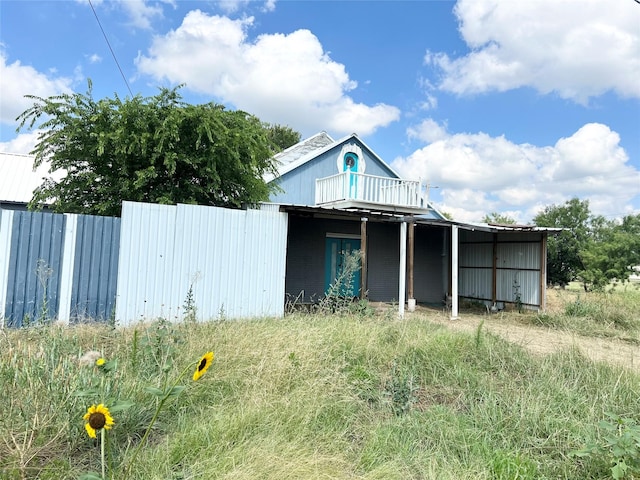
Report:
533,198,640,291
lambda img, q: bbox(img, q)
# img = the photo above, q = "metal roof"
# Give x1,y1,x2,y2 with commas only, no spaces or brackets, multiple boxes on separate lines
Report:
0,152,63,204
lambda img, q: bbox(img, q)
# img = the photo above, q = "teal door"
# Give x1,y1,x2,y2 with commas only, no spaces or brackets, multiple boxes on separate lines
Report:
324,237,361,297
343,152,359,199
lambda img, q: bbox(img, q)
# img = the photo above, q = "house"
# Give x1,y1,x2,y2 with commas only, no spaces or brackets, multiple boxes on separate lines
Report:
0,134,555,326
262,132,555,318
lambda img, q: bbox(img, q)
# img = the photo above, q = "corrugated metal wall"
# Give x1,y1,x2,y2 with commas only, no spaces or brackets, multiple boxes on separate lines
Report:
0,209,121,327
2,210,65,326
69,214,121,322
458,229,543,307
413,226,446,305
115,202,288,325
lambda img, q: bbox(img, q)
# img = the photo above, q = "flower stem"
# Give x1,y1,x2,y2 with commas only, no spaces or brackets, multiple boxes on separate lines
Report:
125,363,193,474
100,428,106,480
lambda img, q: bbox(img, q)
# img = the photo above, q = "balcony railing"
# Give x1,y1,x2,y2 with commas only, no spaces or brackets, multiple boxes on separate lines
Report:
315,171,422,209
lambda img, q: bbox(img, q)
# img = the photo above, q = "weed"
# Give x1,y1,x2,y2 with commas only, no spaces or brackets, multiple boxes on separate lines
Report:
573,413,640,479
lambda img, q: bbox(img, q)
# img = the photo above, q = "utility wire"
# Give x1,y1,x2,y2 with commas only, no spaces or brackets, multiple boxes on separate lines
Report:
88,0,134,97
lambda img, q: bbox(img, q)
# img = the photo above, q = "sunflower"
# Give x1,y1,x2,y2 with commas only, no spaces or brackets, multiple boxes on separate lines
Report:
193,352,214,381
96,358,106,367
83,404,114,439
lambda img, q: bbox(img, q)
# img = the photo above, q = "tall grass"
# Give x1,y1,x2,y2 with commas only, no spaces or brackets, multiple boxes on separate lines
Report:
1,313,638,479
530,288,640,342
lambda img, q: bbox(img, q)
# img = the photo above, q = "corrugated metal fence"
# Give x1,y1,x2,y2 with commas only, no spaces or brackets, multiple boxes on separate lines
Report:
0,210,120,326
0,202,288,327
115,202,288,325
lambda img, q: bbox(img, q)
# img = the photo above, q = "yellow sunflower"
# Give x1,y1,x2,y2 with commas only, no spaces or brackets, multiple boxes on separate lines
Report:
193,352,214,381
83,404,114,439
96,358,106,366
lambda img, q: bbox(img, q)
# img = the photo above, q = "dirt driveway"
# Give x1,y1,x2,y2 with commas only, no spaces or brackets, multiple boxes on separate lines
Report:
423,312,639,373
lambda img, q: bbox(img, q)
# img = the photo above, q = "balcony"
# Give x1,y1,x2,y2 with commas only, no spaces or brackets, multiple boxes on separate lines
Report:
315,171,428,214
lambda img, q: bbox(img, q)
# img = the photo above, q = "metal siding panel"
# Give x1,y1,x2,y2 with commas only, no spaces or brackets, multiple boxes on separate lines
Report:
459,267,492,300
285,216,327,303
4,211,65,326
497,270,540,305
173,204,288,320
497,243,540,270
70,214,120,322
367,222,400,302
413,227,445,304
116,202,287,325
460,243,492,268
115,202,178,324
0,209,14,326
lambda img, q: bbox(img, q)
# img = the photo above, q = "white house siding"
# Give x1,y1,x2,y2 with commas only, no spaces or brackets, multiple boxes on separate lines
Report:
115,202,288,325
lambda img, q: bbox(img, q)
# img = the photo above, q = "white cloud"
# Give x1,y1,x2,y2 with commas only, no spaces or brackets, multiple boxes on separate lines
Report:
218,0,276,14
0,131,41,154
135,10,399,136
429,0,640,103
0,49,73,126
393,120,640,222
77,0,169,30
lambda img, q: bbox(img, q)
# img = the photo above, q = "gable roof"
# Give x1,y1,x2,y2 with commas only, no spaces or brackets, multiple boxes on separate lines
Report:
267,131,402,183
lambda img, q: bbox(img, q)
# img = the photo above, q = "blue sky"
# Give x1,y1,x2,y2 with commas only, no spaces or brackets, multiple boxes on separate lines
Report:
1,0,639,222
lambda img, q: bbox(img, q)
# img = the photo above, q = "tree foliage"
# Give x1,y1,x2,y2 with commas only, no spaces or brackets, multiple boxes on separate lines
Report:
534,198,640,290
481,212,517,225
265,124,301,153
580,214,640,290
18,83,297,216
534,198,591,287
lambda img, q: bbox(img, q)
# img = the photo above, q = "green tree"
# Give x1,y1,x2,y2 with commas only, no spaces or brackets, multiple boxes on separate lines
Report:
534,198,592,288
481,212,517,225
580,214,640,290
18,83,292,216
265,124,301,153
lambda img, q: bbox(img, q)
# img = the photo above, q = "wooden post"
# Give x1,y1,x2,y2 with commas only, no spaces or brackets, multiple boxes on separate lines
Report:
492,233,498,304
540,233,547,311
360,217,368,299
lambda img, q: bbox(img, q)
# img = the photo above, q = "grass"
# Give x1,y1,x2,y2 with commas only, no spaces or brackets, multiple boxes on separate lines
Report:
1,306,639,479
525,286,640,343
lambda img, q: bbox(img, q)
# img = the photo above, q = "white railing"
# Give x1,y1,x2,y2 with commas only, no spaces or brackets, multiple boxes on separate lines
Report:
315,171,422,208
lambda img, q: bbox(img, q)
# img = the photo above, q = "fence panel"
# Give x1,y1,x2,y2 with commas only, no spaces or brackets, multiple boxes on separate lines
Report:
3,211,65,327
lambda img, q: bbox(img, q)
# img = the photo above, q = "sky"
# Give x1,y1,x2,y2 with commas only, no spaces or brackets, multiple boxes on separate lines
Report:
1,0,639,223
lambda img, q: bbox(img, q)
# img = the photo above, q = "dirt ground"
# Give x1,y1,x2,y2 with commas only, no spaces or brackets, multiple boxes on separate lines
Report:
400,291,639,373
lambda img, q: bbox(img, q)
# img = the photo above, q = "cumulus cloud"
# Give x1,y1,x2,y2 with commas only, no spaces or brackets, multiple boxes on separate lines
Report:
393,120,640,222
135,10,399,136
428,0,640,103
0,49,73,126
0,131,41,154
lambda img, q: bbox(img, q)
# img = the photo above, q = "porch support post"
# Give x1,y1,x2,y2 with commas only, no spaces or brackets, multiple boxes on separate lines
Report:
492,233,498,305
540,233,547,311
399,221,407,318
360,217,368,299
451,225,459,320
407,221,415,311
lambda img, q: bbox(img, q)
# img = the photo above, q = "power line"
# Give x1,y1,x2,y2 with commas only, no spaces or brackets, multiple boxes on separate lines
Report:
87,0,133,97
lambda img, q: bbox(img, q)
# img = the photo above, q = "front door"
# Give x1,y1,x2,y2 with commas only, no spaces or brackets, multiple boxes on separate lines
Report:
324,237,361,297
